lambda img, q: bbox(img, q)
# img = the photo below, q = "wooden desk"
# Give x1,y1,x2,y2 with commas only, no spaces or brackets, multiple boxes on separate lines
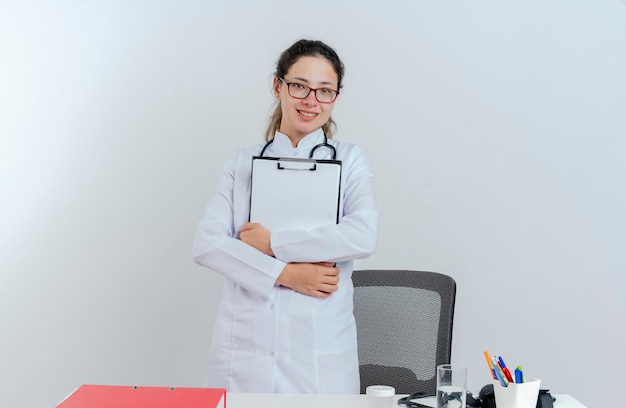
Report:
227,392,587,408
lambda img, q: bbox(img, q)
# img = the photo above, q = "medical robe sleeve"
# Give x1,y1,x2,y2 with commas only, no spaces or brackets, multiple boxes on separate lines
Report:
192,151,286,300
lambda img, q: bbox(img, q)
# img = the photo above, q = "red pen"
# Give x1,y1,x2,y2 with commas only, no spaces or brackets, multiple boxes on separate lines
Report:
498,356,514,383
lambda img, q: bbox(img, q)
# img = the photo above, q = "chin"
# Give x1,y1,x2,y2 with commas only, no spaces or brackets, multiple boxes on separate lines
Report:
302,121,326,133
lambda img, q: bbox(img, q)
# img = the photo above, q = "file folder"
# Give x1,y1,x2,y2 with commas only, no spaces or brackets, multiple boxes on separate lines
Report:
55,384,226,408
249,156,342,232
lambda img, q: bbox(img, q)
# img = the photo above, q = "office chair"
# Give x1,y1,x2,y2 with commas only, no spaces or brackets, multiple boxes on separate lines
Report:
352,270,456,394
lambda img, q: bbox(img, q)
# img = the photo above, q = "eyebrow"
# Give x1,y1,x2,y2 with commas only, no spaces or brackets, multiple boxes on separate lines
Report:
288,76,337,88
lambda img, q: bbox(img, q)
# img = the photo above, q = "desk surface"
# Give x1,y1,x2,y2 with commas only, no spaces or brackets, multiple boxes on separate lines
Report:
228,392,587,408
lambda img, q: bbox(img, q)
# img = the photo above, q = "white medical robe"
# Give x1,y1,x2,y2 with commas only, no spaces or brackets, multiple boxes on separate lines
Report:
192,129,379,394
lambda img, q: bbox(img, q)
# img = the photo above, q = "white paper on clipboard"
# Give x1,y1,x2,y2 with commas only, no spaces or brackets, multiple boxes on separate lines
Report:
249,156,342,233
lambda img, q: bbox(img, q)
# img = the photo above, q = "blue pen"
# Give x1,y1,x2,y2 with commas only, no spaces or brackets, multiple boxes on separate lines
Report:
491,357,508,387
498,356,506,368
498,356,513,382
514,366,524,383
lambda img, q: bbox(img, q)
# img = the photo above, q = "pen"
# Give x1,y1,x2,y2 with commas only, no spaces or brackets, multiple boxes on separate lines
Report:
491,356,509,387
483,351,497,380
498,356,514,383
514,366,524,383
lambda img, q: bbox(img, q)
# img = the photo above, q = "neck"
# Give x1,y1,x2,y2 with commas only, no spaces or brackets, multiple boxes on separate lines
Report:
280,129,319,148
288,135,304,148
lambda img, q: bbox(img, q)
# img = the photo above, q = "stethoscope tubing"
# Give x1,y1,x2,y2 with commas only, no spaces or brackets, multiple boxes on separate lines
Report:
259,135,337,160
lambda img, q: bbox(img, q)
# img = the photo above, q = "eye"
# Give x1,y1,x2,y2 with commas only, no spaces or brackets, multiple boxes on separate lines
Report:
319,88,335,95
290,83,306,90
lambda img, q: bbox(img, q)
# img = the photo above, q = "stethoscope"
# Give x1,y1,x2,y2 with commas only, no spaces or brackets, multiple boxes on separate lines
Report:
259,134,337,160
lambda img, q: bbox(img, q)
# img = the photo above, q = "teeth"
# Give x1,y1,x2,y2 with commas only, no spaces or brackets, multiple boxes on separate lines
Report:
299,110,316,117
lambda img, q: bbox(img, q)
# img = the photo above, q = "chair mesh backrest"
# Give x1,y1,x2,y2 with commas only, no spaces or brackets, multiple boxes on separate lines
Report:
352,270,456,394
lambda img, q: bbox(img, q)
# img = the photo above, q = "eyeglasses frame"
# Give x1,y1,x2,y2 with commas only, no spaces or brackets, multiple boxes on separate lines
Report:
278,77,340,104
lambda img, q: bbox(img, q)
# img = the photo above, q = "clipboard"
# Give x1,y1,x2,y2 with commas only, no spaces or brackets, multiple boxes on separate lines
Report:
249,155,342,233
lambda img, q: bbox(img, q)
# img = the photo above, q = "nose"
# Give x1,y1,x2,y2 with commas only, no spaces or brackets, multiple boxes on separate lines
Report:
302,90,318,105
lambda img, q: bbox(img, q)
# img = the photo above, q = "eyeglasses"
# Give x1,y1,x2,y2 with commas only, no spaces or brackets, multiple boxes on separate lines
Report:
279,78,339,103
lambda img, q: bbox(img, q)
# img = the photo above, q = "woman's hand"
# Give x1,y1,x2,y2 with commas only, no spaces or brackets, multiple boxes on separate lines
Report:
239,222,274,256
240,223,338,297
276,262,340,298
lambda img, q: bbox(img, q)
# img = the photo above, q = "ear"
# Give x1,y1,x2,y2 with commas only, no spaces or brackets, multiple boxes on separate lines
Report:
272,77,281,99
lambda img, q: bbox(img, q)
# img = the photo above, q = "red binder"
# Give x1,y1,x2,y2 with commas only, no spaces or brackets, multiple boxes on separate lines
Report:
56,384,226,408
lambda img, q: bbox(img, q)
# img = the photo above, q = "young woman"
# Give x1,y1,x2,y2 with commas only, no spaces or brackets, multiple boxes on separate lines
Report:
192,39,379,394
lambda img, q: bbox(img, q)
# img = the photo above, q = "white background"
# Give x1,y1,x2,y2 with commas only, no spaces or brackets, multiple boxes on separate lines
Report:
1,1,624,407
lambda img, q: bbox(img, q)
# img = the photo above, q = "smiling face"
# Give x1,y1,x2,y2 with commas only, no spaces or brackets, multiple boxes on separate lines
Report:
273,56,339,146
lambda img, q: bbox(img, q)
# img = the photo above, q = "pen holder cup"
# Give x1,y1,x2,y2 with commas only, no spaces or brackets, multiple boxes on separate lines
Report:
492,378,541,408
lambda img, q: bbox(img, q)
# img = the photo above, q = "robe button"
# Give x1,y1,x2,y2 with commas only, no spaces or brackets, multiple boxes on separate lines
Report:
270,351,275,357
270,304,275,309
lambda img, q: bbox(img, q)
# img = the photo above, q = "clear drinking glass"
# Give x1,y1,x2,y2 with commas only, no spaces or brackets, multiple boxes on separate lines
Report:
436,364,467,408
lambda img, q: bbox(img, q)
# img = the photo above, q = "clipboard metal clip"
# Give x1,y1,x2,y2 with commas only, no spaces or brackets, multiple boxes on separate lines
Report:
277,159,317,171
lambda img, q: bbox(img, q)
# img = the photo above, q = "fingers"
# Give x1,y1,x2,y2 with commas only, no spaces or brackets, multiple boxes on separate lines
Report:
312,267,340,296
239,222,258,232
238,223,273,256
320,264,340,276
276,263,340,298
299,274,339,297
310,284,338,299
